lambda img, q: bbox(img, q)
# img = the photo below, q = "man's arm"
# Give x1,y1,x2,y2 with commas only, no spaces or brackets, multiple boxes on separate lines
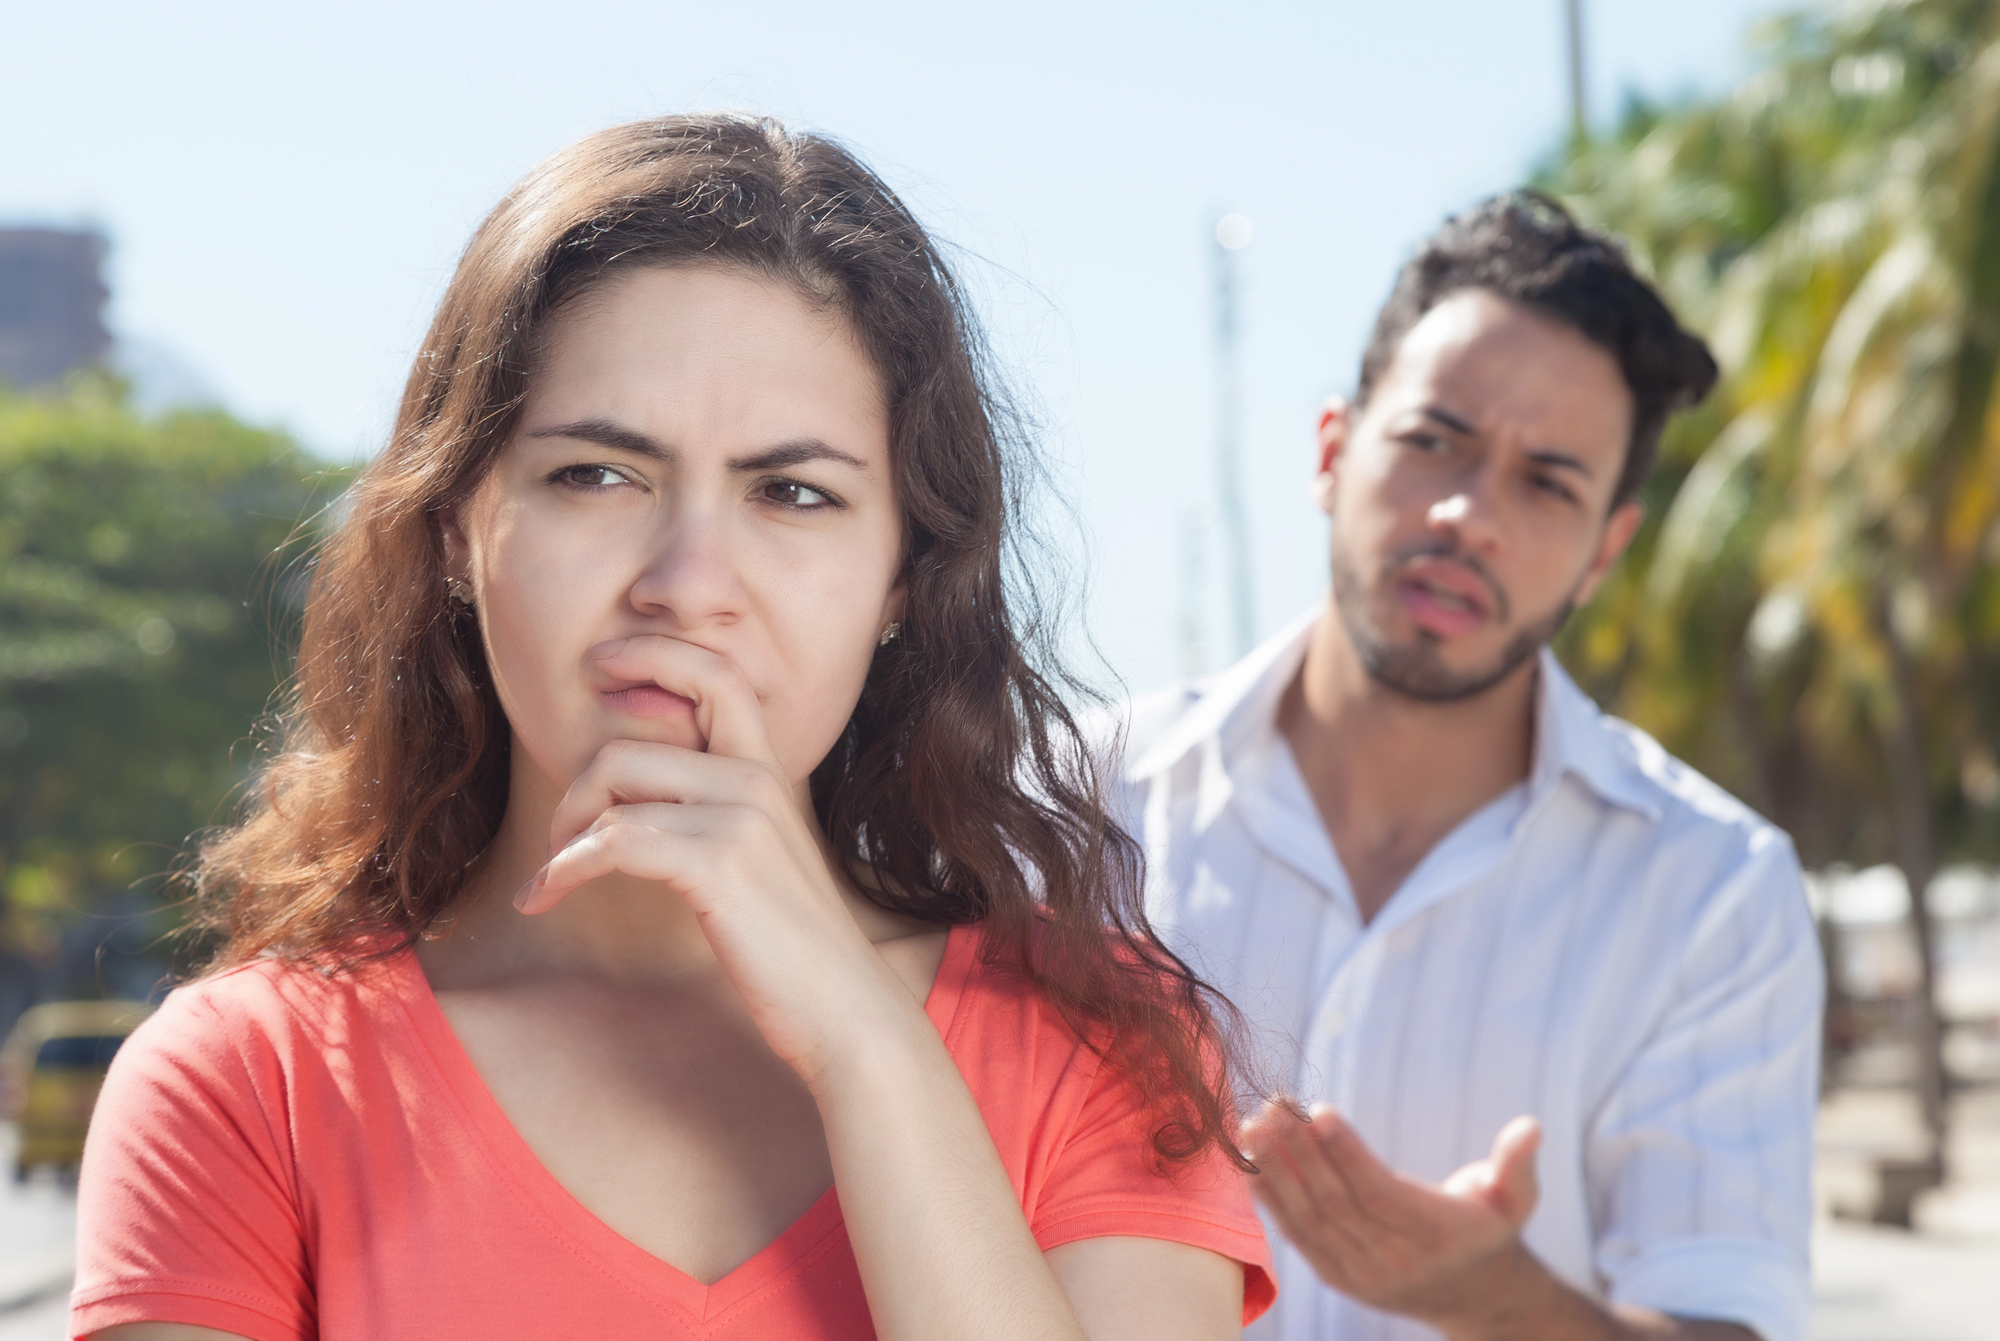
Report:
1238,1104,1758,1341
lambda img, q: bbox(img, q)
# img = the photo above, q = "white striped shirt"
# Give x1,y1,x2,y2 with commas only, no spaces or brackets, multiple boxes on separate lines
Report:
1103,612,1821,1341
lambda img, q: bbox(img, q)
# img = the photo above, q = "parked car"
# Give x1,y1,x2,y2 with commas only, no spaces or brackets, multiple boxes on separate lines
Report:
1,1000,153,1180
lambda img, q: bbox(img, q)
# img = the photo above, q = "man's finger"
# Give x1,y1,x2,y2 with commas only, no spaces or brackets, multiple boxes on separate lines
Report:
1263,1106,1381,1251
1238,1097,1302,1163
589,635,779,765
1487,1115,1541,1224
1306,1103,1421,1227
1243,1105,1381,1288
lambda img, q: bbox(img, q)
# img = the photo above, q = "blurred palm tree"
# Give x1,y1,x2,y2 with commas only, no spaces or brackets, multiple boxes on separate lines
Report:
1549,0,2000,1195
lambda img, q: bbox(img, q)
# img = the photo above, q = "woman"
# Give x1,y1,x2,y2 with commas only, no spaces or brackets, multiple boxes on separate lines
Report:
73,115,1274,1341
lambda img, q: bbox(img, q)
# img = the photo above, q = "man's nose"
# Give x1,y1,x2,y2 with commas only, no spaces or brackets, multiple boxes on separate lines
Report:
1426,470,1502,549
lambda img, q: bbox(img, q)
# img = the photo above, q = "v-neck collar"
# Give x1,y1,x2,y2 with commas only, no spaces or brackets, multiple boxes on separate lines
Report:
387,922,975,1326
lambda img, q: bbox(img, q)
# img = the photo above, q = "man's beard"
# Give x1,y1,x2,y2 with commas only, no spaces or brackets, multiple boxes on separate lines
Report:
1331,543,1574,703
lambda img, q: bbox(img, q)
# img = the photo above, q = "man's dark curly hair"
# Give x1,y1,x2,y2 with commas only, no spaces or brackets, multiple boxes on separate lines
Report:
1355,191,1719,509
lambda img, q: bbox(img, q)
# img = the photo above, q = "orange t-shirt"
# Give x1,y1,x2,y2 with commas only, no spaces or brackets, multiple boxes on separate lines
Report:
72,922,1274,1339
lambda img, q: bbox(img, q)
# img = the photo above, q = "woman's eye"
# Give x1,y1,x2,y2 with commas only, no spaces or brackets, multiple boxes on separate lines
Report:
549,464,633,491
759,479,838,510
1403,432,1447,454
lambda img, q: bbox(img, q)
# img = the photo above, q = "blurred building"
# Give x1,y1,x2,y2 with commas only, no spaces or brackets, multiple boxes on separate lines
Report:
0,226,112,388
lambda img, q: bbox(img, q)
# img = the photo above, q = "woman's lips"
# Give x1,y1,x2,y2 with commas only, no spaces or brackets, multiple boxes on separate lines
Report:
598,682,698,719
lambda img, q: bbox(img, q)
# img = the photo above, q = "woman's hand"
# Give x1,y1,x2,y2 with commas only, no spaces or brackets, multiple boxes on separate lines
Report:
513,633,919,1088
505,634,1234,1341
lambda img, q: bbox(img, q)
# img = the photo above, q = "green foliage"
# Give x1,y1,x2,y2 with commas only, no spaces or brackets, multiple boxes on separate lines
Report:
0,377,344,964
1546,0,2000,872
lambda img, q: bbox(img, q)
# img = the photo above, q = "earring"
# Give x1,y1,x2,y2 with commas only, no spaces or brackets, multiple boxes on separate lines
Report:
445,576,475,608
877,621,902,646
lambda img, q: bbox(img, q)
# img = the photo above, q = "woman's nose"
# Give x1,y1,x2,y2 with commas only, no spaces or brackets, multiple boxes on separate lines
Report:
625,511,746,627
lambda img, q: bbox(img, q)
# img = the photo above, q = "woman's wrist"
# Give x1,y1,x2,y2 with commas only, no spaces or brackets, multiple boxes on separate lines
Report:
791,954,945,1103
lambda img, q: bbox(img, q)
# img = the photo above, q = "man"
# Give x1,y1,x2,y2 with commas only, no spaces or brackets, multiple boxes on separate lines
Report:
1103,194,1821,1340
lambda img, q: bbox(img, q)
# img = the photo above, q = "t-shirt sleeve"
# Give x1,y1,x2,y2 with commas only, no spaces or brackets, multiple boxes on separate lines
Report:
71,983,315,1341
1586,833,1822,1341
1028,1049,1276,1325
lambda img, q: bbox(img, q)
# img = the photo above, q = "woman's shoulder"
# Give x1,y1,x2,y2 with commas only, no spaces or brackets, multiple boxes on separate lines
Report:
940,919,1276,1317
937,916,1174,1047
931,918,1130,1099
129,942,417,1072
933,919,1070,1026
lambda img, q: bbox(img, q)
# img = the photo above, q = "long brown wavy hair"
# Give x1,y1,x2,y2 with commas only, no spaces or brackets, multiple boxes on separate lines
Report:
194,114,1248,1169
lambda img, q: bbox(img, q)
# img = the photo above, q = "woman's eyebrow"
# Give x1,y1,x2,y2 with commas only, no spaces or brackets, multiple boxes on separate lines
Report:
524,421,868,474
527,418,669,460
730,440,872,473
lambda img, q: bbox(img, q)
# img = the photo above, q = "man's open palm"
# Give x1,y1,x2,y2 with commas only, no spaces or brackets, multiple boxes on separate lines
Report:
1239,1102,1543,1327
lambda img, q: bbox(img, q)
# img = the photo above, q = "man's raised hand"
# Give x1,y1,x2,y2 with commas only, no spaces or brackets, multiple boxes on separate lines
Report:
1239,1102,1542,1333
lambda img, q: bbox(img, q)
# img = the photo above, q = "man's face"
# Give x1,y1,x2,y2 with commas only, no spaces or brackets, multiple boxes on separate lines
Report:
1316,289,1642,702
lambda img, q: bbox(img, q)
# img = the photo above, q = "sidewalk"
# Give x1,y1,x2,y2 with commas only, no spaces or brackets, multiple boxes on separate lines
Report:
1810,1086,2000,1340
0,1126,74,1341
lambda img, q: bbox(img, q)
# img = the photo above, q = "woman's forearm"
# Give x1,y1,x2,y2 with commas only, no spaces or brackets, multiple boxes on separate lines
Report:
811,987,1088,1341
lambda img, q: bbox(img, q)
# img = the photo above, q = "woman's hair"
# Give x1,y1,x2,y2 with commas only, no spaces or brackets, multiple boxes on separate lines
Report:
193,114,1249,1170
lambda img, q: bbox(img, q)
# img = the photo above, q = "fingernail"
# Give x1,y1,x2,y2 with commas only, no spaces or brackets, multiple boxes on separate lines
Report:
512,868,546,911
587,638,627,661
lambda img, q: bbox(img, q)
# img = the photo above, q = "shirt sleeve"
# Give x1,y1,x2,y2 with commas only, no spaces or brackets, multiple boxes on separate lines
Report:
1028,1047,1277,1325
71,984,315,1341
1585,830,1822,1341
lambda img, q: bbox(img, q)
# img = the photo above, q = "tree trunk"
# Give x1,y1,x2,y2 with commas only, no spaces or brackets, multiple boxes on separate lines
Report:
1875,588,1948,1185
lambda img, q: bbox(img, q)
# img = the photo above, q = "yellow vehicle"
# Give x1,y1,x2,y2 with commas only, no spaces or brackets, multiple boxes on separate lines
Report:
1,999,153,1180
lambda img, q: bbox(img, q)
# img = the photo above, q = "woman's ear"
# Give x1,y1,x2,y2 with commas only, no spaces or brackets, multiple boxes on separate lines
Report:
438,507,472,582
881,571,910,632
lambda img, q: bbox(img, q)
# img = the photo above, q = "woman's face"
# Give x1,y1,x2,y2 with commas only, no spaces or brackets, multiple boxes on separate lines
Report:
444,264,905,795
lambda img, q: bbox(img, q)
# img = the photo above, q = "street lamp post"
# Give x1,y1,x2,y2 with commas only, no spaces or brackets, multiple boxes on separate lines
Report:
1213,212,1256,660
1565,0,1588,143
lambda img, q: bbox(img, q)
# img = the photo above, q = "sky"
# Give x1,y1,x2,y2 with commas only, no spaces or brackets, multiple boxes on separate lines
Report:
3,0,1791,696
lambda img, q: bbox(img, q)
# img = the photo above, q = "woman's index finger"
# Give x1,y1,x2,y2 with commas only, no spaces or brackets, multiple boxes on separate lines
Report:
589,635,780,765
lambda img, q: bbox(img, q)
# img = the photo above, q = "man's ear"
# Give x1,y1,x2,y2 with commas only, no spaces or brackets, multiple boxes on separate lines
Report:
1311,396,1353,516
1573,500,1644,607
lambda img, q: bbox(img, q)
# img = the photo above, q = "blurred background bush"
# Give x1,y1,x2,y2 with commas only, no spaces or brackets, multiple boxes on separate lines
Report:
0,380,338,1020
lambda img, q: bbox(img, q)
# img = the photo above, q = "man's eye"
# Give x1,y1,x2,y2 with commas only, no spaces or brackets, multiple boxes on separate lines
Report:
1533,475,1577,502
550,465,632,490
761,479,838,509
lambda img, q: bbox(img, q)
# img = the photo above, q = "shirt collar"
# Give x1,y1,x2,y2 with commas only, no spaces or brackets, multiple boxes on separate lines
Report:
1127,608,1663,825
1528,647,1664,822
1125,608,1318,784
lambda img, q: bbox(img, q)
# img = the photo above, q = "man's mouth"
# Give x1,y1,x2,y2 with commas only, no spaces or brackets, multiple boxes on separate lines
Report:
1414,577,1479,613
1393,559,1498,637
